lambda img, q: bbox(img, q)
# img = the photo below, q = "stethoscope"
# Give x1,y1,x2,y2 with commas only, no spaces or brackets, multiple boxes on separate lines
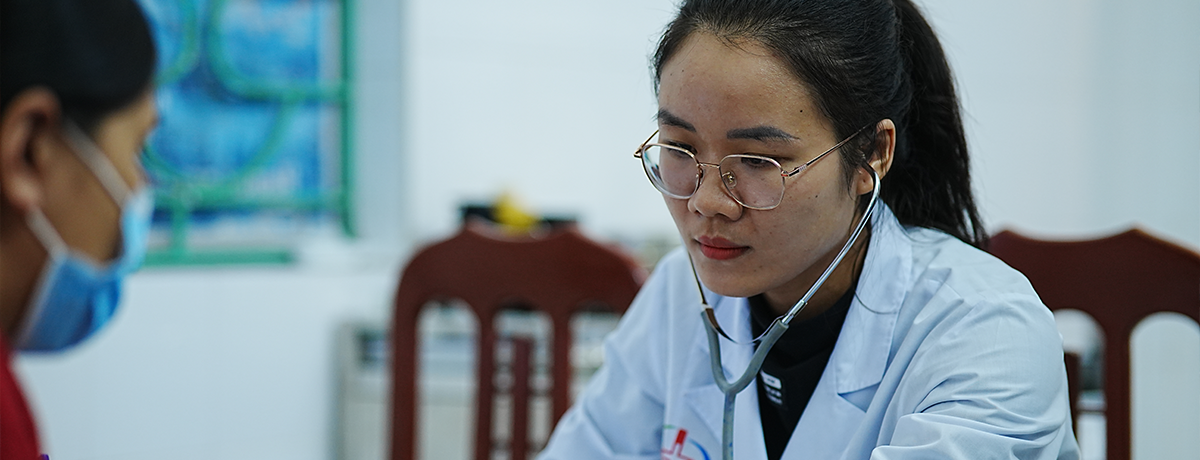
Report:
688,169,880,460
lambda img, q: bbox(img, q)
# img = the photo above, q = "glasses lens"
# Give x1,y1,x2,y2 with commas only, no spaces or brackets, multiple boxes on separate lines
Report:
642,145,699,198
720,155,785,209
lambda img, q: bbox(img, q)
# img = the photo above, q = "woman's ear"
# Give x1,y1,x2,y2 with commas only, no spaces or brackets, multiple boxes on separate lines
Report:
0,88,61,214
854,119,896,196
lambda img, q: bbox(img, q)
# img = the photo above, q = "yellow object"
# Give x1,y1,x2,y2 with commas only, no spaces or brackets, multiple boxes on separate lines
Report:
493,191,540,234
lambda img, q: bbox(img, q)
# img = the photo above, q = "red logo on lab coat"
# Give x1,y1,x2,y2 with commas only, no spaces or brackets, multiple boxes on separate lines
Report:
661,426,711,460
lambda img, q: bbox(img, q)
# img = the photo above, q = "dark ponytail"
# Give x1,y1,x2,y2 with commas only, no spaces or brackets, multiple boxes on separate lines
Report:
1,0,157,134
887,0,985,246
653,0,986,247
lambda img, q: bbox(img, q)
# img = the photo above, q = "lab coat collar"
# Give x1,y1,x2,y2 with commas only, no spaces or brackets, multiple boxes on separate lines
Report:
785,203,913,459
831,202,911,395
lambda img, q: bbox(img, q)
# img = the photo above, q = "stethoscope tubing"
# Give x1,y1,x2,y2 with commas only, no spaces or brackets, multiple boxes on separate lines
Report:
698,169,881,460
705,314,789,458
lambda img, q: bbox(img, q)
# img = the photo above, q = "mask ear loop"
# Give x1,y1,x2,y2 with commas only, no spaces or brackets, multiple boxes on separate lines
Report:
60,120,151,265
26,209,70,257
62,121,134,205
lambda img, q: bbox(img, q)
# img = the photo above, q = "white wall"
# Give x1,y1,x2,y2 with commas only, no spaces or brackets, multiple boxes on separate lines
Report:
404,0,680,242
15,1,1199,459
932,0,1200,248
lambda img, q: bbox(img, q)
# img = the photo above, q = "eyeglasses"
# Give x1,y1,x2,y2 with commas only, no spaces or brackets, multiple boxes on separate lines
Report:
633,126,868,210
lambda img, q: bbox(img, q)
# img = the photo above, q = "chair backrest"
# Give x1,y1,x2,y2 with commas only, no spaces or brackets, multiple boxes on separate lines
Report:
987,228,1200,460
390,222,647,460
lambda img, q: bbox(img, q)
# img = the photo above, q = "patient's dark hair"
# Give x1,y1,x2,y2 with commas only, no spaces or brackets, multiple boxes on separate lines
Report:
1,0,157,134
654,0,986,247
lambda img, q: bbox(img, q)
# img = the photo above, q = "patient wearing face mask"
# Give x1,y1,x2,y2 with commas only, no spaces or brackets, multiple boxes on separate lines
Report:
0,0,159,457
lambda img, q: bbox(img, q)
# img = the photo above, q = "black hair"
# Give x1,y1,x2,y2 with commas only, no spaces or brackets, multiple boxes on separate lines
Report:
1,0,157,134
653,0,986,247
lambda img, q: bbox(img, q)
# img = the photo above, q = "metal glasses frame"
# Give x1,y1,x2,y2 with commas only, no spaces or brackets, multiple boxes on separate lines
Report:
633,125,869,210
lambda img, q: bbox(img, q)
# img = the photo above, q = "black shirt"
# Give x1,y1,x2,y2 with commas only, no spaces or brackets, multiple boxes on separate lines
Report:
748,285,855,460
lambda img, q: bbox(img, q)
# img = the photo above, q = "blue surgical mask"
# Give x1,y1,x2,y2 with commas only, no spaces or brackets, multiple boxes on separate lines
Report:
14,122,154,352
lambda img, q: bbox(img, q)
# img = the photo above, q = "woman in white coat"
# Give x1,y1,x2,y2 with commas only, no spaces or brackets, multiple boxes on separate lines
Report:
540,0,1079,459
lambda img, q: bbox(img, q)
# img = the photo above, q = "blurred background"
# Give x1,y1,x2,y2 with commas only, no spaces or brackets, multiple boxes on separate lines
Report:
14,0,1199,459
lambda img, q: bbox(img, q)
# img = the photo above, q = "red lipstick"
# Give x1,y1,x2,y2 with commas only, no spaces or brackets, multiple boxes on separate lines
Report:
696,236,749,260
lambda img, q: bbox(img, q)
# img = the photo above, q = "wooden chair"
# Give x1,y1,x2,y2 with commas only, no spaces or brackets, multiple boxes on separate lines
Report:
987,228,1200,460
389,222,647,460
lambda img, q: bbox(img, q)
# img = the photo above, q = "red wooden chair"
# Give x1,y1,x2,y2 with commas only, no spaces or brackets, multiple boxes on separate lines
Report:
389,222,647,460
987,228,1200,460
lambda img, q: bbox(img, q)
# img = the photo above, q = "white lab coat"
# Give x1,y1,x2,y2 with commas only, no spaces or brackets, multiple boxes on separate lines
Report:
540,204,1080,460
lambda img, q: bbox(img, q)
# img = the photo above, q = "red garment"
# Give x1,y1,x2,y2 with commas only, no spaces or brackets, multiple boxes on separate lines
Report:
1,334,41,460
